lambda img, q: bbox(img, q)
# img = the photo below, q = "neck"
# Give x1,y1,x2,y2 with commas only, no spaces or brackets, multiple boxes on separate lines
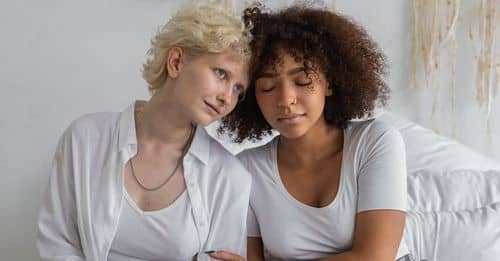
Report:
135,88,194,147
278,120,344,168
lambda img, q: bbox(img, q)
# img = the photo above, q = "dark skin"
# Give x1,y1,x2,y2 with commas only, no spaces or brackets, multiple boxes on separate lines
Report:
246,53,405,261
219,4,402,260
217,52,405,261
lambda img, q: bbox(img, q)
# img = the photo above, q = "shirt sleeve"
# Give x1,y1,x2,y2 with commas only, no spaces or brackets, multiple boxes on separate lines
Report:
357,126,407,213
202,160,252,259
247,203,261,237
36,130,85,260
237,151,261,238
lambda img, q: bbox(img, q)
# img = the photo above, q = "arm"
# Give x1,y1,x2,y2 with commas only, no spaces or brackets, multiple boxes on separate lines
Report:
321,126,408,261
247,237,265,261
36,132,85,260
319,210,406,261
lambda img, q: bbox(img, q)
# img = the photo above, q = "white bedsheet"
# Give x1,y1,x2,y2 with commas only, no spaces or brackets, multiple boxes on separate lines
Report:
377,112,500,261
376,112,500,173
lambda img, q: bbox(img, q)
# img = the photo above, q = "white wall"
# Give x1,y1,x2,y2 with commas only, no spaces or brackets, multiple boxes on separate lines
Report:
1,0,498,260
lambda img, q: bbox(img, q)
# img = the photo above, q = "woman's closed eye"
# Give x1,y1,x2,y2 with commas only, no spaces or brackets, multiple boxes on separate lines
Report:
294,73,312,87
295,80,312,87
261,85,275,92
259,79,311,92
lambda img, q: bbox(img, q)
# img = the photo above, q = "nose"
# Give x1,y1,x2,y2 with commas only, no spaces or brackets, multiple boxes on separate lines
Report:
215,82,234,108
277,82,297,108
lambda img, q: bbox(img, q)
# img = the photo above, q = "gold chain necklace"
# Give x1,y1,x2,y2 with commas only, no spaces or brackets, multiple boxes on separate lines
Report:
130,125,195,192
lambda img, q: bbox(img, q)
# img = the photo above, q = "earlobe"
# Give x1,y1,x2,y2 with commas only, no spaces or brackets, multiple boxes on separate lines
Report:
166,47,183,78
326,85,333,96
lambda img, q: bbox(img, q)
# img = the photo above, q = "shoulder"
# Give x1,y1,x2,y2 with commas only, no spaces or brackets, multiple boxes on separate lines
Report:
348,118,404,148
58,111,120,149
65,112,119,138
236,138,277,185
237,137,276,167
202,131,252,185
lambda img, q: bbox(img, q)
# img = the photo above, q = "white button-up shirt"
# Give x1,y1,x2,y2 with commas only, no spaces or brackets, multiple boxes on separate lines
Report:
37,103,251,260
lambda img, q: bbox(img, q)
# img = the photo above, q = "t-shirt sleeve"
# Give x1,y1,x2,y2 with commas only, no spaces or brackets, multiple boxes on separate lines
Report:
357,126,407,213
247,204,261,237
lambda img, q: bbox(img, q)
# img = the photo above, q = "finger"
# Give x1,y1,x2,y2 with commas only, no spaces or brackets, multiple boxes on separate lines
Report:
208,250,244,261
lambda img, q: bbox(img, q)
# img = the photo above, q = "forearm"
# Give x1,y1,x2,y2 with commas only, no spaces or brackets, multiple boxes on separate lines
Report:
319,250,392,261
318,251,361,261
247,237,264,261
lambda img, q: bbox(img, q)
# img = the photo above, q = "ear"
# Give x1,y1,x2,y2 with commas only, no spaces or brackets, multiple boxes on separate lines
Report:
326,84,333,96
166,47,184,79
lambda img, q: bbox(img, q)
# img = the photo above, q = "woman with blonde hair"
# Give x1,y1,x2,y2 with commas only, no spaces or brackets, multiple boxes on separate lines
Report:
37,2,252,260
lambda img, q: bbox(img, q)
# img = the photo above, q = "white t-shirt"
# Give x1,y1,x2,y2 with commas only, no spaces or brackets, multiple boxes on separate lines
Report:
238,119,409,260
108,190,199,261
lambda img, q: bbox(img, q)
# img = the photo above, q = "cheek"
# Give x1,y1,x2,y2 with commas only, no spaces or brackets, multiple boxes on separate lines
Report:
256,94,279,125
308,94,327,116
188,70,214,93
223,100,238,116
255,93,274,115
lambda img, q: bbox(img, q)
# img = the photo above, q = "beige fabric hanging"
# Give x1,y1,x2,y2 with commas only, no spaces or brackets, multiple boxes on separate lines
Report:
412,0,498,120
411,0,460,132
470,0,498,118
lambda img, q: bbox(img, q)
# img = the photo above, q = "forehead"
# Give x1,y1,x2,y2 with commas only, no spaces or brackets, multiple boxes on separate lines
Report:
259,50,304,73
201,50,249,78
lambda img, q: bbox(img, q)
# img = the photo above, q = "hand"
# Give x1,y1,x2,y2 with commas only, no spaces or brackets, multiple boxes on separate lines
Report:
208,250,245,261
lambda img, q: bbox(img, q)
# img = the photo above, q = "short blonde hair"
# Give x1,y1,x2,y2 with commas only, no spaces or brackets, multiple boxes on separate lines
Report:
142,1,252,94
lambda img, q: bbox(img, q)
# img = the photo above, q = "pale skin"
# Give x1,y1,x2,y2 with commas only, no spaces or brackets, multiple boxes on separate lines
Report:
123,46,248,217
125,46,252,261
241,51,406,261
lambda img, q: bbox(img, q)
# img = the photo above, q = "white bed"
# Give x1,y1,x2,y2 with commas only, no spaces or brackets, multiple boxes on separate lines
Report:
377,112,500,261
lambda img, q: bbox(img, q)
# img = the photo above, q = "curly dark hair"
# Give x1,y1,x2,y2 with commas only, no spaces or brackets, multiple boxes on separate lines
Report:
219,4,389,143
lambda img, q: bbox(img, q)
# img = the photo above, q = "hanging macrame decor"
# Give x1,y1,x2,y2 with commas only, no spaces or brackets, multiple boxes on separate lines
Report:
289,0,336,10
411,0,499,127
411,0,460,131
471,0,498,119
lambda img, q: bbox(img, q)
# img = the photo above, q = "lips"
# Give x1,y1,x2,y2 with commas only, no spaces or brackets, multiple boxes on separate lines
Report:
277,113,306,122
204,101,221,115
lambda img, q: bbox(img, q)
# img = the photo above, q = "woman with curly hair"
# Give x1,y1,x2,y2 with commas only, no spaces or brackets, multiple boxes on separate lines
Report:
36,2,252,260
219,4,412,261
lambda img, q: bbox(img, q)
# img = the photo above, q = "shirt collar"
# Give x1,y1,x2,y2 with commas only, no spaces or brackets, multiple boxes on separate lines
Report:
118,103,137,152
186,125,210,165
118,102,210,165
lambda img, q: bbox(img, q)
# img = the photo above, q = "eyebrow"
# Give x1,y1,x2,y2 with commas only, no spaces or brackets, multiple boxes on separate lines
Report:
256,67,306,79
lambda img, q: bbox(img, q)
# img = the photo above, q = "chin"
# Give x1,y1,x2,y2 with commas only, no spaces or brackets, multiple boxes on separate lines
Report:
193,113,218,127
194,118,212,127
275,127,308,140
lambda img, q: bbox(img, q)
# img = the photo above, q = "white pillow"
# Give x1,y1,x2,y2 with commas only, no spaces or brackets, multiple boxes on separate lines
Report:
405,200,500,261
376,112,500,173
404,169,500,261
408,169,500,212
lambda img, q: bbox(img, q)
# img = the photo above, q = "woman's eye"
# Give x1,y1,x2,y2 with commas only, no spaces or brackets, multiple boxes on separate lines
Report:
295,75,312,87
261,86,275,92
295,80,312,87
232,84,243,93
237,90,246,101
214,68,226,79
230,85,246,102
